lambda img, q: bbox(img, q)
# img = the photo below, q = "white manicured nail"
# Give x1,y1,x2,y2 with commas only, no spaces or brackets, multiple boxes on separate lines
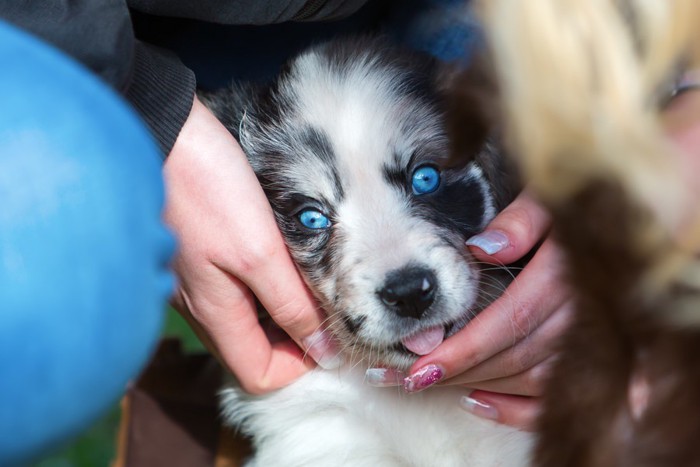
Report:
466,230,509,255
365,368,405,387
460,395,499,420
302,330,343,370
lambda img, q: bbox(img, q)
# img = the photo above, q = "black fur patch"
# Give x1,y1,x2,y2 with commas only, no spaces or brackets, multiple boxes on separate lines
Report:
298,127,345,201
412,170,487,239
382,163,409,193
341,313,367,335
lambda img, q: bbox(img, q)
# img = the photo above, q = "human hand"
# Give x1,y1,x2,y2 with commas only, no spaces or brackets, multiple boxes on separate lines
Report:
366,191,573,430
364,78,700,431
163,96,341,395
444,73,700,429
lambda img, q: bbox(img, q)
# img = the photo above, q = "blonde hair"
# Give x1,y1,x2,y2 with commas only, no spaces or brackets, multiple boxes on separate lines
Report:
478,0,700,323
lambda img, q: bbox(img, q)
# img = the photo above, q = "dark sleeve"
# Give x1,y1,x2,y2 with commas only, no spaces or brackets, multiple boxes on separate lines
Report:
0,1,195,157
127,0,369,24
0,1,369,155
126,41,196,156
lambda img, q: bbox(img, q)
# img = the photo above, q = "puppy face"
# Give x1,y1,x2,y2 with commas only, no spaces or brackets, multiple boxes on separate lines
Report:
237,38,501,370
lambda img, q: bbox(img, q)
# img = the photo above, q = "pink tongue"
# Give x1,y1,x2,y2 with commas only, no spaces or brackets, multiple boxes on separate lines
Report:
401,326,445,355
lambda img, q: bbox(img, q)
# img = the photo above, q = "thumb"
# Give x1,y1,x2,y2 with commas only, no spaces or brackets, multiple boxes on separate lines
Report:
467,190,551,264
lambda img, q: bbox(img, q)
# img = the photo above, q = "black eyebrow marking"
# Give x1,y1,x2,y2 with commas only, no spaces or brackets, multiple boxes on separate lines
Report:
298,126,345,201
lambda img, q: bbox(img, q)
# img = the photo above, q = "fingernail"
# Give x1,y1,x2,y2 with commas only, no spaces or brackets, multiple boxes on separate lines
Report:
302,330,343,370
403,364,444,393
465,230,509,255
365,368,406,387
460,395,499,420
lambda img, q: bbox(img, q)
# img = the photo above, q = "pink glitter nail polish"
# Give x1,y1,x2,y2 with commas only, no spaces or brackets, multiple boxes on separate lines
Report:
403,364,444,393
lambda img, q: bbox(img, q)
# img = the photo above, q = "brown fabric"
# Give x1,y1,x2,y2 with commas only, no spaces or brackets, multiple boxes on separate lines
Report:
115,338,251,467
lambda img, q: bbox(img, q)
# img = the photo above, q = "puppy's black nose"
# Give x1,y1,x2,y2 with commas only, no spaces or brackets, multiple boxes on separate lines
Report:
379,266,437,319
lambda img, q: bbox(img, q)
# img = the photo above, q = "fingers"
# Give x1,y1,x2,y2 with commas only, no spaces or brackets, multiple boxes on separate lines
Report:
364,191,563,428
218,218,340,369
408,237,567,382
462,357,555,396
460,391,541,431
367,238,568,398
466,190,551,264
172,253,316,394
445,300,573,389
164,97,338,394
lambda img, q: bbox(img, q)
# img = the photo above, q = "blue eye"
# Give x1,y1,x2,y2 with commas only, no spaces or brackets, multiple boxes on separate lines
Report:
411,165,440,195
298,209,331,229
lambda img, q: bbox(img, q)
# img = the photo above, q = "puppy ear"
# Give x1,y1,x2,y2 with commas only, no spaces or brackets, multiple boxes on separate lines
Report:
442,53,500,168
441,54,521,210
198,82,262,141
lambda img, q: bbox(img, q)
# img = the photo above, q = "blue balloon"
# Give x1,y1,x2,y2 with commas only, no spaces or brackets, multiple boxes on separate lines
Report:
0,21,174,465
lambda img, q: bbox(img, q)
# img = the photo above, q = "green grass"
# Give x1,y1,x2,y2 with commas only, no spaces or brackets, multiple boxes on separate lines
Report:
33,407,121,467
32,307,205,467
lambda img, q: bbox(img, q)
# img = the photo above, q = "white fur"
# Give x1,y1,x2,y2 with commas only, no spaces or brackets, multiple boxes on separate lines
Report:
221,366,532,467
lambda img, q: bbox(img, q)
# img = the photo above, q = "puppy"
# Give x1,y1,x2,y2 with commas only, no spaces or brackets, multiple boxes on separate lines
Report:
201,36,531,466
